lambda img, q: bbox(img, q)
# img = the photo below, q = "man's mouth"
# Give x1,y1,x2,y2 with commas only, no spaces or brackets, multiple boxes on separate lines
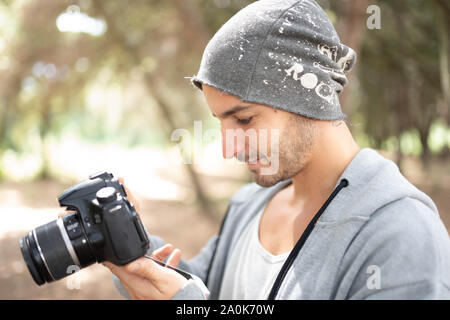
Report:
237,152,270,166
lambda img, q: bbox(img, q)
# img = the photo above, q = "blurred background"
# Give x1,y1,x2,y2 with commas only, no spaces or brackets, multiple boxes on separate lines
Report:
0,0,449,299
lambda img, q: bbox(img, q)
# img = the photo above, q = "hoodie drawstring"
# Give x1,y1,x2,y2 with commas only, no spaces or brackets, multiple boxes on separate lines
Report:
267,178,349,300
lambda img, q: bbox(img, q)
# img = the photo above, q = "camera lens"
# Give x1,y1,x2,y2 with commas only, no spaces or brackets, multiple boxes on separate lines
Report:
19,213,96,286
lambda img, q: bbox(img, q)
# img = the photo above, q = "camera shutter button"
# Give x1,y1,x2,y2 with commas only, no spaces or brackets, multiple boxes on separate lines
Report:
96,187,117,204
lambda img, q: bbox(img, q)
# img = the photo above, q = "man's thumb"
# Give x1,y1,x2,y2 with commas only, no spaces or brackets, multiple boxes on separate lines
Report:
125,258,159,281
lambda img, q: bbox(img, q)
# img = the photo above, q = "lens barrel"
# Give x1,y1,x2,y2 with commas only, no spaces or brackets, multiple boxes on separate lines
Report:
19,213,95,286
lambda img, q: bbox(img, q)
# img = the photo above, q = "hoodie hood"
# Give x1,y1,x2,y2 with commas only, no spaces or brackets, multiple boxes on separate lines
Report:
321,148,439,222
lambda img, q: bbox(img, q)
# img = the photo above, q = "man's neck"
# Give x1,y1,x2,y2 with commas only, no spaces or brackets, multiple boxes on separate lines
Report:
289,122,360,207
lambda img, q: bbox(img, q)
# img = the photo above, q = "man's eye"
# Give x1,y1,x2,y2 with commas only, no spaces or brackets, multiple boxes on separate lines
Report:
236,117,253,125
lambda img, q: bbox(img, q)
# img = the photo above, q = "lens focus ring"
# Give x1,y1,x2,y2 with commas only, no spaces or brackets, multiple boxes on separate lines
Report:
56,218,81,267
32,220,79,281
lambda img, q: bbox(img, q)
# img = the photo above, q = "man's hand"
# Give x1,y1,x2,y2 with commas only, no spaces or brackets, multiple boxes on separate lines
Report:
117,177,141,213
58,177,188,299
103,244,188,300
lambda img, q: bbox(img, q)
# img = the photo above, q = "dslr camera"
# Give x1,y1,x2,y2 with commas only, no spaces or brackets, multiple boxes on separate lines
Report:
19,172,150,286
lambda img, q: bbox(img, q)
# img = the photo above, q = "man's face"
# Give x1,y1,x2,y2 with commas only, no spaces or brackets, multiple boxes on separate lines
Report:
202,84,318,187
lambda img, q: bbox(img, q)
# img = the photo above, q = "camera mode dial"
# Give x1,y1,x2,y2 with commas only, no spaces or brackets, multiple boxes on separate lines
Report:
96,187,117,204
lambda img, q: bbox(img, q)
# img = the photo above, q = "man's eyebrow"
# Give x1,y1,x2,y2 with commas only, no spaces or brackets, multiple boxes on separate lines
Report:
212,105,253,118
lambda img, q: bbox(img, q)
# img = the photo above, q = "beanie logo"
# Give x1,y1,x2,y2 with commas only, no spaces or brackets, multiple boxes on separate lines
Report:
284,63,304,80
318,44,338,62
337,48,356,73
315,82,335,104
284,62,319,90
283,59,337,107
317,43,356,73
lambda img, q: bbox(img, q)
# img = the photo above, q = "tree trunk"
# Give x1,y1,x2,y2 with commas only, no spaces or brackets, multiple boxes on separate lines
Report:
91,0,216,220
145,78,218,221
432,0,450,160
336,0,370,117
395,135,404,173
419,128,431,169
37,93,53,180
0,99,11,149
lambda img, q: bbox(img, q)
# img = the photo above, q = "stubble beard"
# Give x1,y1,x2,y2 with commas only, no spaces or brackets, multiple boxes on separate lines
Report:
252,114,317,187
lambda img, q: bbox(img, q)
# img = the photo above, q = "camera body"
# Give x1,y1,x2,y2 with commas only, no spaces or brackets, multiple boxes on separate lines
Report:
19,172,150,285
58,171,149,266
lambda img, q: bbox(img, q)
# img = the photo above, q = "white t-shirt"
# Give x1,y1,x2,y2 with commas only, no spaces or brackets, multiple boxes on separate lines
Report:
218,206,290,299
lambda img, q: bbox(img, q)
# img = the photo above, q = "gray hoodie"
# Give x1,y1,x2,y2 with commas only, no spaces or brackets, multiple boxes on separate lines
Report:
113,148,450,299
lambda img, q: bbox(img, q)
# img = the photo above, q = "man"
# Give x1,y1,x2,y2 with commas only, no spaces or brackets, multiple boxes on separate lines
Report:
106,0,450,299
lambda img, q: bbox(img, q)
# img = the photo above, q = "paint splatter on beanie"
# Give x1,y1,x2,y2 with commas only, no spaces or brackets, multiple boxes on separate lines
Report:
190,0,357,121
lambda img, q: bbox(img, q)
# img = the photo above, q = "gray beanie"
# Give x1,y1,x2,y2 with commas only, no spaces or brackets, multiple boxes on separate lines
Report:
190,0,357,121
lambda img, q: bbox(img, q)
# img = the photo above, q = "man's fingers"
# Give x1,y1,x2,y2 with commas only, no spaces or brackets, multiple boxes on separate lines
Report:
104,257,188,300
151,245,182,267
103,261,119,273
118,177,132,197
152,244,174,261
166,249,181,268
103,261,160,299
103,262,144,286
58,210,76,218
118,177,141,213
125,257,161,282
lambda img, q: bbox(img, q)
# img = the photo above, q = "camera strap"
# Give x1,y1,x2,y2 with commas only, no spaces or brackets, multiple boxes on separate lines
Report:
145,255,193,280
145,255,210,299
267,178,349,300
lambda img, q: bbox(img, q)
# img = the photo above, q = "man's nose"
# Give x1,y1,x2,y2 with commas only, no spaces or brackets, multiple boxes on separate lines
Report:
221,125,245,159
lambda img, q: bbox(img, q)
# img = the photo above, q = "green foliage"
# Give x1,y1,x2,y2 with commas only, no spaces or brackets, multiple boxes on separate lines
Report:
354,0,449,161
0,0,448,181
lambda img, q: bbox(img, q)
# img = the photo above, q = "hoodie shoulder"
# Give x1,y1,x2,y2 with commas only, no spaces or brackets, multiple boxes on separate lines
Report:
342,196,450,299
371,196,446,246
326,148,439,222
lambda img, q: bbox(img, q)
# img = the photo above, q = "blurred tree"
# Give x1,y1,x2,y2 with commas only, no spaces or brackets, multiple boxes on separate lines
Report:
0,0,448,207
328,0,369,116
0,0,255,217
354,0,448,169
433,0,450,157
